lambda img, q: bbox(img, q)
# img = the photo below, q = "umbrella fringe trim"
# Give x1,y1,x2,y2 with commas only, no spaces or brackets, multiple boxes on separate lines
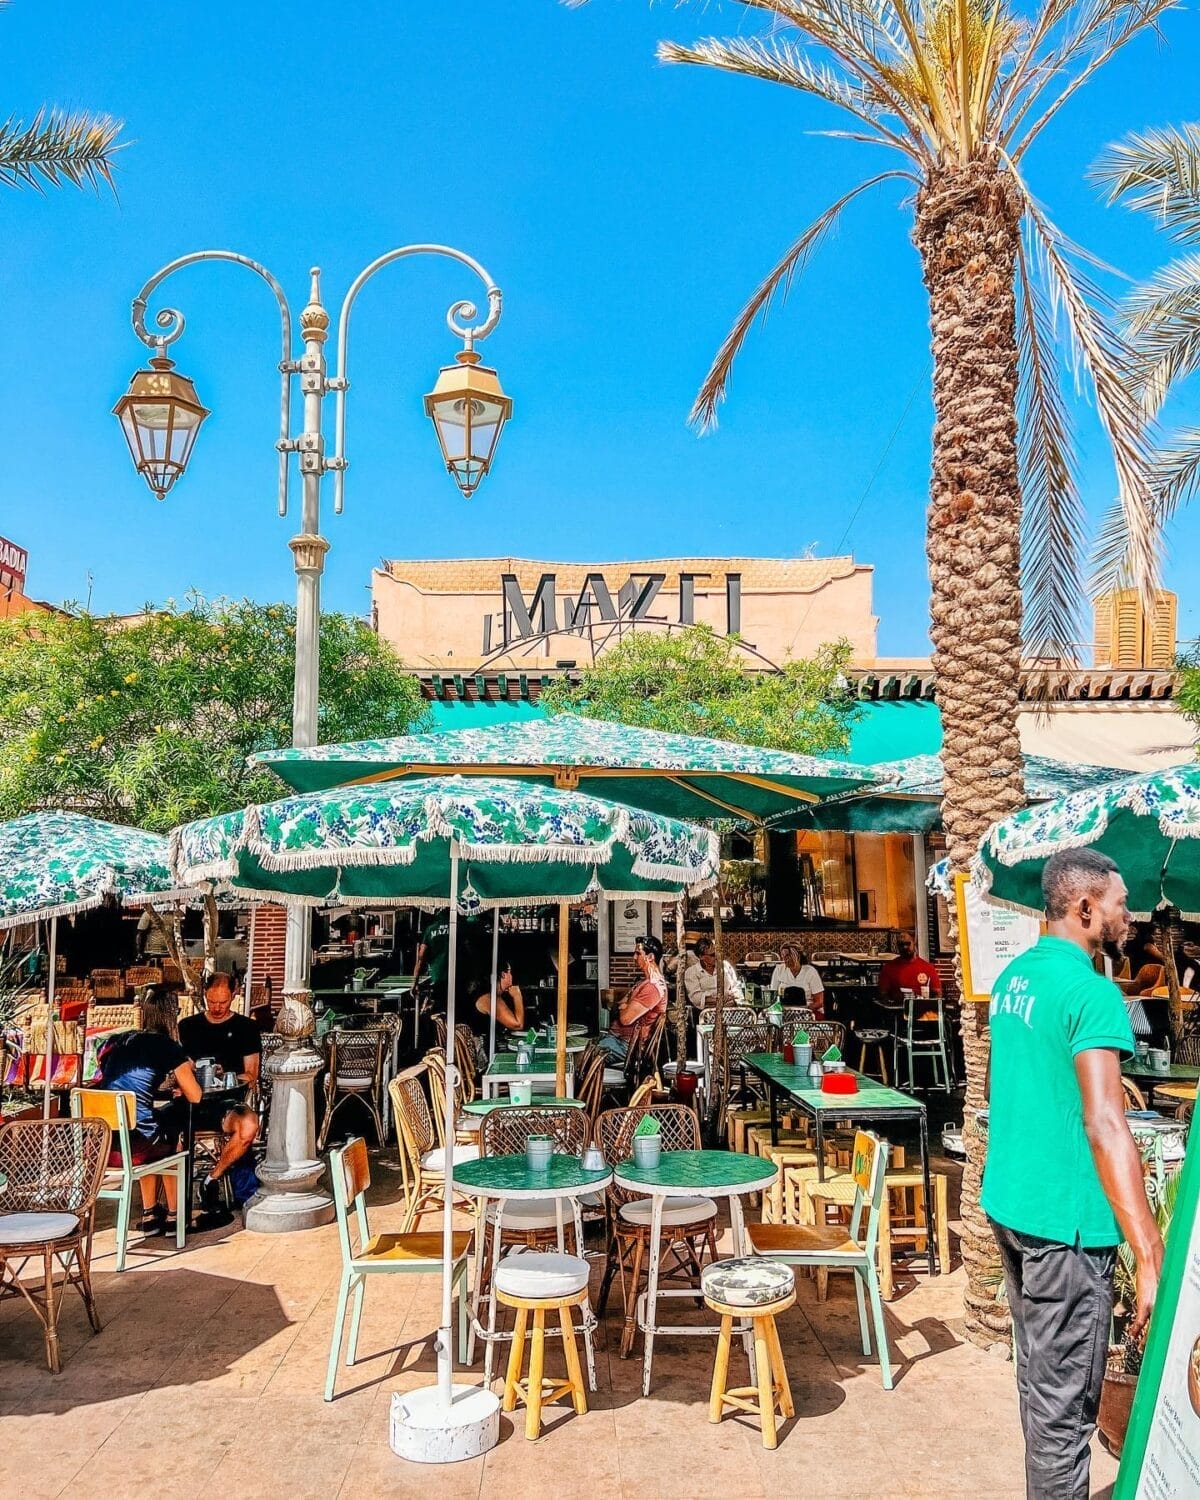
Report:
0,893,110,930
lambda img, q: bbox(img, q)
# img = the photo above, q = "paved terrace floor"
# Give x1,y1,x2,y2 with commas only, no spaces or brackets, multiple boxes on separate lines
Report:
0,1153,1118,1500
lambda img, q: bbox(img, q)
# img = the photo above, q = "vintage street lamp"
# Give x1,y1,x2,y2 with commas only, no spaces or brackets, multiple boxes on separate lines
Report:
424,348,512,497
112,354,209,499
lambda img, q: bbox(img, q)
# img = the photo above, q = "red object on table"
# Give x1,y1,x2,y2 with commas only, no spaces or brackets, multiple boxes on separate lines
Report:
782,1042,795,1064
820,1070,858,1095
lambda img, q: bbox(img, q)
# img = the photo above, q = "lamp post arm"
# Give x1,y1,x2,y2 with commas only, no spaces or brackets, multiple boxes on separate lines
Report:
330,244,503,514
130,250,297,516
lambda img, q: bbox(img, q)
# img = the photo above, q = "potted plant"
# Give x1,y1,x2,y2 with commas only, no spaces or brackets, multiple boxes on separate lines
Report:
1099,1171,1180,1456
350,966,377,993
632,1113,662,1169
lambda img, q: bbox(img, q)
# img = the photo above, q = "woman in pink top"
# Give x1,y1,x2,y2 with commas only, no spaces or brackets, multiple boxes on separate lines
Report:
600,935,668,1060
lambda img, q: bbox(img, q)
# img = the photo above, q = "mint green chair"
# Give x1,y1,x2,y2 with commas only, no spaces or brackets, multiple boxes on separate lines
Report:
325,1135,472,1401
71,1088,188,1271
747,1129,893,1389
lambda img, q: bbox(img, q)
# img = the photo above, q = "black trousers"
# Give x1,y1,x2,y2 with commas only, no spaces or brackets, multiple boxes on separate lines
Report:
990,1219,1116,1500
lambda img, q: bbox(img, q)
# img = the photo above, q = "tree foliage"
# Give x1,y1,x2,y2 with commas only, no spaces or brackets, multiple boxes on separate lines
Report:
0,597,430,832
539,625,857,755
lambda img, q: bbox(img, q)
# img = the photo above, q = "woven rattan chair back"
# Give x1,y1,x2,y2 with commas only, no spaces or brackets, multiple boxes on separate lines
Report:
480,1105,588,1159
806,1021,846,1057
431,1014,448,1052
1174,1033,1200,1066
390,1068,436,1162
597,1103,700,1213
423,1048,466,1147
0,1117,110,1215
453,1023,478,1100
328,1028,387,1085
574,1049,607,1134
781,1006,816,1032
698,1004,758,1029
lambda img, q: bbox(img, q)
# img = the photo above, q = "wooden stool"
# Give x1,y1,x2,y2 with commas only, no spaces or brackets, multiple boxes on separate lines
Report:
727,1106,772,1154
755,1144,818,1224
702,1257,796,1450
881,1171,951,1280
854,1027,892,1083
495,1251,591,1441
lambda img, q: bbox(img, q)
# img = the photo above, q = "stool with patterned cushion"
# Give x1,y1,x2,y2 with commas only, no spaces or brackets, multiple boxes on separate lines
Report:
701,1256,796,1449
496,1250,594,1440
853,1027,892,1083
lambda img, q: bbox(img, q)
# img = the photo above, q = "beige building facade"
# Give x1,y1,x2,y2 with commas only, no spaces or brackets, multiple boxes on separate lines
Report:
372,555,878,670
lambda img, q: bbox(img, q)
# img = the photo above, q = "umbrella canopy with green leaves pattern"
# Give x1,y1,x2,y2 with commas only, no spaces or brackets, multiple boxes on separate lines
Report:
171,774,720,907
787,753,1127,835
0,811,189,929
251,714,883,824
973,764,1200,918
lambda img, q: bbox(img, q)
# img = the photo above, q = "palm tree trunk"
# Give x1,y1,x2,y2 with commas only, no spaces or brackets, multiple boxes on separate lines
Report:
915,158,1026,1352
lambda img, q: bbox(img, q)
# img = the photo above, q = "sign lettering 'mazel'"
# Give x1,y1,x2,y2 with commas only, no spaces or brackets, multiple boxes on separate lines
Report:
0,536,28,594
494,569,741,652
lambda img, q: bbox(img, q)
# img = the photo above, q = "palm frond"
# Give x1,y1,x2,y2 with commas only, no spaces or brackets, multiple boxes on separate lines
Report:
1092,124,1200,241
0,108,123,193
689,169,913,431
1016,236,1086,662
1020,188,1159,599
1153,428,1200,522
1007,0,1176,160
659,35,902,143
1119,253,1200,415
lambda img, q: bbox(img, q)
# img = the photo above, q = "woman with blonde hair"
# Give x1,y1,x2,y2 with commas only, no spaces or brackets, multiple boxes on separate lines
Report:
98,984,202,1237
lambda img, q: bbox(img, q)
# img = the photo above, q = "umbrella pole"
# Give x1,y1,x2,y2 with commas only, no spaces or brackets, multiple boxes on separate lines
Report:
43,916,57,1119
556,902,569,1096
489,908,500,1062
438,847,461,1405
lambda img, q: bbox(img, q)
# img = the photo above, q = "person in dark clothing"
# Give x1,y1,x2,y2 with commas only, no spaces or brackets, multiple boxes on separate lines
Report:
467,961,526,1040
179,972,262,1201
98,986,201,1237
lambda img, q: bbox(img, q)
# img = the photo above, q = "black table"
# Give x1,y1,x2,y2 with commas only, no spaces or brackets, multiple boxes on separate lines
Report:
745,1051,936,1275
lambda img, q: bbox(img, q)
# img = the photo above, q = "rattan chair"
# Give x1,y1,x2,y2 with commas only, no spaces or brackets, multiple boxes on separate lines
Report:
470,1105,591,1381
574,1047,607,1135
424,1048,475,1147
0,1117,110,1371
256,1032,288,1126
388,1068,478,1231
318,1028,388,1149
596,1102,719,1358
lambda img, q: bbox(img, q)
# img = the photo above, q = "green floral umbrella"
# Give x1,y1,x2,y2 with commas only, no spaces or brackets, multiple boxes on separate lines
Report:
252,713,883,823
171,774,720,906
0,811,192,1117
171,773,717,1411
0,811,186,929
974,765,1200,918
788,753,1126,835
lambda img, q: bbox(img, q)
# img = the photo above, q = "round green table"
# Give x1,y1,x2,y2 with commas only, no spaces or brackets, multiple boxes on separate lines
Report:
454,1152,612,1384
613,1149,777,1396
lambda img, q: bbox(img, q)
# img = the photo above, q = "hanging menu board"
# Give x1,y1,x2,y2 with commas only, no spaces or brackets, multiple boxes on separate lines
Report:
611,899,647,954
954,873,1042,1002
1116,1126,1200,1499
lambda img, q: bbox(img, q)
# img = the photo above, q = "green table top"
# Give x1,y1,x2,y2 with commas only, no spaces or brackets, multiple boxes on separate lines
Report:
614,1148,775,1192
1122,1061,1200,1083
484,1052,572,1076
745,1052,924,1112
461,1096,584,1116
454,1152,610,1195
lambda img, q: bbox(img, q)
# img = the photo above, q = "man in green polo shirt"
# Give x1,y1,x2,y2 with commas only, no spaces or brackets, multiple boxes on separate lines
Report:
983,847,1163,1500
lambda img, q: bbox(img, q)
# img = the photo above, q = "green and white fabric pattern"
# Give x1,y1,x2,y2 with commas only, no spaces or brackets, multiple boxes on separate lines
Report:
0,811,188,930
974,764,1200,918
252,713,884,824
171,774,720,908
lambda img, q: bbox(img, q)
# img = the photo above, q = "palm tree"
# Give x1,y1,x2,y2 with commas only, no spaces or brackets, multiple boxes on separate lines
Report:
567,0,1170,1348
1094,124,1200,538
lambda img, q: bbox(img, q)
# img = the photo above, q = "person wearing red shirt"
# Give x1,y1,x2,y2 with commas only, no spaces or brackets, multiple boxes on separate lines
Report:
878,933,941,1009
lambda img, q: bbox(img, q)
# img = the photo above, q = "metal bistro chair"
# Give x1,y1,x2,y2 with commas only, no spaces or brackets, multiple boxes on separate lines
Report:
596,1103,719,1359
319,1028,389,1149
894,996,953,1091
324,1136,472,1401
748,1129,894,1389
470,1105,591,1382
0,1116,110,1371
70,1088,188,1269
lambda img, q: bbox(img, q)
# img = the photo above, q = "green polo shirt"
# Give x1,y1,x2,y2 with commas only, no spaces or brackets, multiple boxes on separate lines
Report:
419,917,451,985
981,934,1134,1247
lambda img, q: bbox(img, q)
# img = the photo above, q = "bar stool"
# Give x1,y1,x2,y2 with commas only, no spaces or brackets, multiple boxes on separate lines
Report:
852,1025,892,1083
496,1249,593,1440
702,1256,796,1450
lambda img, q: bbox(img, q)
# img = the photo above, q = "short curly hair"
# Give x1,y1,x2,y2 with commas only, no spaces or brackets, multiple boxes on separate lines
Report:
1042,847,1120,920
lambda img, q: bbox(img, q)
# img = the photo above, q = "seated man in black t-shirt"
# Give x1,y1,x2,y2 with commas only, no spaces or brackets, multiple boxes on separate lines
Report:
179,973,263,1201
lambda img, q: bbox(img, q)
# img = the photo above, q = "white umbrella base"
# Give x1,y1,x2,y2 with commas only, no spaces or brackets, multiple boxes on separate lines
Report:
389,1385,500,1464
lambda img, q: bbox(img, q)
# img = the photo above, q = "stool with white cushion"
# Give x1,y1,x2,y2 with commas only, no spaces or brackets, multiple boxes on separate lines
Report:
497,1250,593,1440
702,1256,796,1450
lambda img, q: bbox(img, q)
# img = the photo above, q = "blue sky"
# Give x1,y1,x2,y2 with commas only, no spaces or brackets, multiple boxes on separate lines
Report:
3,1,1200,657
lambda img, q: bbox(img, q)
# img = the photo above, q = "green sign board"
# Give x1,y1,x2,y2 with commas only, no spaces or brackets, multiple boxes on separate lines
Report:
1115,1120,1200,1498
